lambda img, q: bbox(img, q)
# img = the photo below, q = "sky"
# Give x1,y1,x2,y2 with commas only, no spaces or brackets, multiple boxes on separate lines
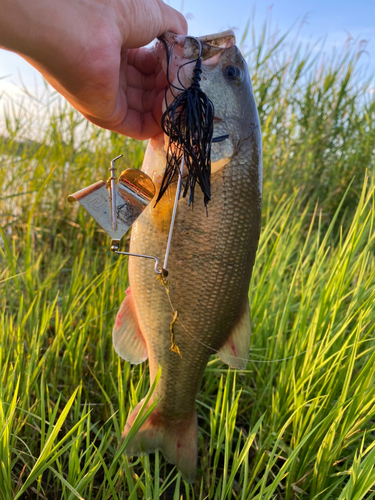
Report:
0,0,374,130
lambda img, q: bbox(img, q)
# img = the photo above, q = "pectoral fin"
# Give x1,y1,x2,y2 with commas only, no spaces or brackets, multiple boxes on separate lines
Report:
218,302,251,369
112,288,148,364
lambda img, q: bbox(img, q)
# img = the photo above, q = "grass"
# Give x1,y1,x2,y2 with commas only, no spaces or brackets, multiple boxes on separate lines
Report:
1,19,375,499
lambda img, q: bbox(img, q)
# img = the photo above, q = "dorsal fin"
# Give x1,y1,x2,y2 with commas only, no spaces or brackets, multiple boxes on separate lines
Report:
112,288,148,364
217,301,251,369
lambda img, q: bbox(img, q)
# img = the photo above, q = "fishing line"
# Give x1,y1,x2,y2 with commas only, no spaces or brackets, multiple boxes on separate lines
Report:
159,39,185,98
162,284,325,364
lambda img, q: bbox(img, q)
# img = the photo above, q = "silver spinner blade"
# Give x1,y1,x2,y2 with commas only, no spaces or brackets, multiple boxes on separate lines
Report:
68,168,155,241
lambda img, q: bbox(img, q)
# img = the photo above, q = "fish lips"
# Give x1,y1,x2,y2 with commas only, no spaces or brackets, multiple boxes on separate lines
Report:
159,30,236,60
156,32,238,164
156,30,238,94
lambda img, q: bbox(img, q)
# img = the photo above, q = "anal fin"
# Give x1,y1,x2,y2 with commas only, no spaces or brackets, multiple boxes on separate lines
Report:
217,301,251,369
112,287,148,364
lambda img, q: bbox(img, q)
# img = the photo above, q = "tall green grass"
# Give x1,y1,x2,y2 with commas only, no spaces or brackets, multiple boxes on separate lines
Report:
1,20,375,499
244,17,375,220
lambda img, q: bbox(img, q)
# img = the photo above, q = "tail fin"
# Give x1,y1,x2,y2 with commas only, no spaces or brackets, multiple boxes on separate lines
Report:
122,400,198,483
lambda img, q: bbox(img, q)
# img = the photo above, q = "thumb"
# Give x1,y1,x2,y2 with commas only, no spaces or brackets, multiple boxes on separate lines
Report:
123,1,188,48
159,2,188,36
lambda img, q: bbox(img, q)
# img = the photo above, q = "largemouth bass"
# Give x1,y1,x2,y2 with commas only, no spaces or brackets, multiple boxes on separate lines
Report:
112,30,262,482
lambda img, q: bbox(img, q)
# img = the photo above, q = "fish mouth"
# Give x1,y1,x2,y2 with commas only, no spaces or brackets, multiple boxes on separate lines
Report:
157,31,232,144
159,30,236,61
156,31,236,101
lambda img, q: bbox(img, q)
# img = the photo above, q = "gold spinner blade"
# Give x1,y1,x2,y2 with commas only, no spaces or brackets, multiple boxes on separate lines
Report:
68,155,155,243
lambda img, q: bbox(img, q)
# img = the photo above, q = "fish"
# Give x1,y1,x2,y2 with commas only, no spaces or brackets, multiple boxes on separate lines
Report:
112,30,262,483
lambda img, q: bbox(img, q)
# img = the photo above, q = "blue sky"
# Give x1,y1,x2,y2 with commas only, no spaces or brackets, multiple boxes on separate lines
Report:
176,0,375,43
173,0,375,74
0,0,374,116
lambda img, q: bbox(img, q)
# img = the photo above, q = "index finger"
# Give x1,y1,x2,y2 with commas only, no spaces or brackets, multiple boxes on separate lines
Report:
127,47,160,75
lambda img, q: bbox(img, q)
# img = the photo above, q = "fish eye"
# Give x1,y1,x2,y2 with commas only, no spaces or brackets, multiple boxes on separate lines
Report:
225,65,242,81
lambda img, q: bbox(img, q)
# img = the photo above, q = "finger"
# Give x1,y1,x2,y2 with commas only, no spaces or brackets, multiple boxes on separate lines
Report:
125,65,167,94
115,102,164,140
125,86,158,114
159,2,188,37
81,107,159,140
82,88,165,140
127,48,160,76
123,2,187,48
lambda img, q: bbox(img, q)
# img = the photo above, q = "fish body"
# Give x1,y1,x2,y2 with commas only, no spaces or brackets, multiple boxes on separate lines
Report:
113,32,262,482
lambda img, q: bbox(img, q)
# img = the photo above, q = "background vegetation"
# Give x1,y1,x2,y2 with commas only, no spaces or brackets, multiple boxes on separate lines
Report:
1,20,375,499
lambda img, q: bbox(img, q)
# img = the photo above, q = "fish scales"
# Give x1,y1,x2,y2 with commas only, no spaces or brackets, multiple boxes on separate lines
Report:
130,144,260,411
113,33,262,482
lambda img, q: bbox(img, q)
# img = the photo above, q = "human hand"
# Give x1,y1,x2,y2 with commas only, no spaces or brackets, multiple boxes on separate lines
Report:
0,0,187,139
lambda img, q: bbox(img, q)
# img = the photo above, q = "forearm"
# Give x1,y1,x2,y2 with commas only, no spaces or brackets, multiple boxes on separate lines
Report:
0,0,187,139
0,0,118,76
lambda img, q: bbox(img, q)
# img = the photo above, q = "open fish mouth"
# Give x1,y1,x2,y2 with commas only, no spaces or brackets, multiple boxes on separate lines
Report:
156,32,236,168
156,31,236,130
156,30,237,87
160,30,236,60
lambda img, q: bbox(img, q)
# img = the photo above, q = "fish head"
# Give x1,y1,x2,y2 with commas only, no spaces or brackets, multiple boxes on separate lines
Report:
201,43,259,166
157,31,261,170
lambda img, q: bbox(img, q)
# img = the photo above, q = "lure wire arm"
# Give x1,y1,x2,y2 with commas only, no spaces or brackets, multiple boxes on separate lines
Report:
113,249,162,275
162,157,184,274
110,239,162,274
108,154,123,231
109,158,185,277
